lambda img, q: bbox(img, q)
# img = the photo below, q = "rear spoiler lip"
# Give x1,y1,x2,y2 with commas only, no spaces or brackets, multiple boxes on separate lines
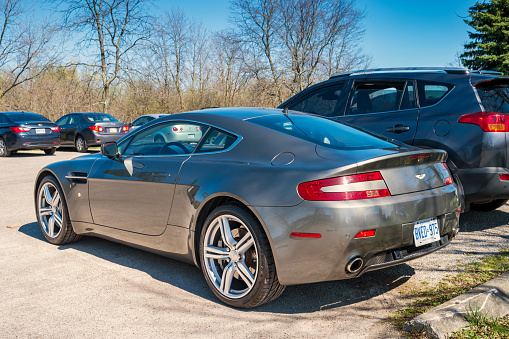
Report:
355,149,447,174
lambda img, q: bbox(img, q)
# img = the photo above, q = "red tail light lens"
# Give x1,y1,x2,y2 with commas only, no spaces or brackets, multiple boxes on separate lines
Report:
172,127,178,132
121,125,129,132
50,126,60,132
355,230,376,238
89,125,104,132
458,112,509,132
298,172,390,201
500,174,509,181
9,127,30,133
440,163,453,186
290,232,322,238
196,126,201,130
411,153,429,159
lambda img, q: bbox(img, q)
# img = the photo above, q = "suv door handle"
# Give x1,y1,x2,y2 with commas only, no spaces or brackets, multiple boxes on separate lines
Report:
386,125,410,133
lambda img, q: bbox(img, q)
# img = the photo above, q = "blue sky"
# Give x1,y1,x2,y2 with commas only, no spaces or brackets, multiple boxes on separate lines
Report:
154,0,479,68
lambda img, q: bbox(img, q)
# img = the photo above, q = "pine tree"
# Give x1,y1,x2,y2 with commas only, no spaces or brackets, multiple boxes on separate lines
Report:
461,0,509,74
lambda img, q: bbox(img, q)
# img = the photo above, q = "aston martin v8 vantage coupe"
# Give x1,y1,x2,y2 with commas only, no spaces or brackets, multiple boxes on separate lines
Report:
34,107,460,308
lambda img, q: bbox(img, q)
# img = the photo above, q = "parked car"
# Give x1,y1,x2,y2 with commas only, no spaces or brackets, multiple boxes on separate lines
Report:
279,67,509,212
55,112,129,153
0,111,60,157
34,108,459,308
129,114,169,130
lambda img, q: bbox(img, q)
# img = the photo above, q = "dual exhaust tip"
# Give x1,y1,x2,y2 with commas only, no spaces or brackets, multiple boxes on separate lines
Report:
346,257,364,274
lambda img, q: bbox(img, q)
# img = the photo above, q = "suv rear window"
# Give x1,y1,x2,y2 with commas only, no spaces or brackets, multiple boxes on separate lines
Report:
475,79,509,113
249,113,397,150
417,80,454,107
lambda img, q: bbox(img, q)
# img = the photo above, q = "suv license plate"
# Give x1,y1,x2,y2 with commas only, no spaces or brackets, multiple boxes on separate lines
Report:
35,128,45,134
413,217,440,247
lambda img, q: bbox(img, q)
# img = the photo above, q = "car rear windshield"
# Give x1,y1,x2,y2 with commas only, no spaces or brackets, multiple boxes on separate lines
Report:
249,113,397,150
475,79,509,113
85,113,119,122
5,112,49,123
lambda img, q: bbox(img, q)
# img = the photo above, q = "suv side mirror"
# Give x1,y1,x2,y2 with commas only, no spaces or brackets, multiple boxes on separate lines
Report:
101,141,119,159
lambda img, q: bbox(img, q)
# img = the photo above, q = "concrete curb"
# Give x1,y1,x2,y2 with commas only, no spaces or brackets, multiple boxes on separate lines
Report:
403,271,509,339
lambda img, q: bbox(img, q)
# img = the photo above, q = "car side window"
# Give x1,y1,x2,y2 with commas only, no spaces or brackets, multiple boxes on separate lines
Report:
347,81,407,115
56,116,69,126
122,121,204,156
195,128,238,153
400,83,417,110
133,116,152,127
288,84,344,117
417,80,454,107
68,115,79,125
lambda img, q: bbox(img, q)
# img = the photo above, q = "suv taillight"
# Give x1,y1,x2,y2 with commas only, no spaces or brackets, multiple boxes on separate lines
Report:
458,112,509,132
297,172,390,201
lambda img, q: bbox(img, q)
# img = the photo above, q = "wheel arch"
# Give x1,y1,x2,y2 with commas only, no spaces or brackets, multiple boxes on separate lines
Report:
34,168,67,211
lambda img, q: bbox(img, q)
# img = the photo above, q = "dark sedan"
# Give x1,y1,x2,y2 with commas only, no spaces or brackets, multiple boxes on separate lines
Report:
34,108,459,308
55,112,129,152
0,111,60,157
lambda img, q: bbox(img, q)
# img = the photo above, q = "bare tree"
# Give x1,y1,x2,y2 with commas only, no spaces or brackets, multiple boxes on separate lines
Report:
0,0,60,100
59,0,151,112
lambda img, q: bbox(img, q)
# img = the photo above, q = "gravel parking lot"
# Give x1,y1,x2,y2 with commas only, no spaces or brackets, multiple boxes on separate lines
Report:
1,150,509,338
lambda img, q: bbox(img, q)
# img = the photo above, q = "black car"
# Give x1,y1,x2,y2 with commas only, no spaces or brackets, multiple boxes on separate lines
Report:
0,111,60,157
55,112,129,152
279,67,509,212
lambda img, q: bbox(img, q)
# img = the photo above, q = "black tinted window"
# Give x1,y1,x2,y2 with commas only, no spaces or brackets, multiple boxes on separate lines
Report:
132,116,153,127
348,82,406,115
250,113,397,150
56,116,68,126
5,112,49,123
417,80,453,107
288,84,343,117
196,128,237,153
476,79,509,113
84,113,118,122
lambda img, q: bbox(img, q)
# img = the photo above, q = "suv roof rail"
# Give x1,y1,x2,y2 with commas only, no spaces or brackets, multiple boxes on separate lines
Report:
330,67,473,79
471,69,503,75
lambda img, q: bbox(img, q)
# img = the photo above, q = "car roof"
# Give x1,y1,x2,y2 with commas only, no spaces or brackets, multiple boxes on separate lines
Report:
157,107,288,123
136,114,170,118
329,67,503,79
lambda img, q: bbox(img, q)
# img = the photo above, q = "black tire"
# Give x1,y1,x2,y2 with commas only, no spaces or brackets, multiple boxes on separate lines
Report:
35,175,82,245
199,204,284,308
44,148,56,155
0,137,11,157
75,135,87,153
470,199,508,212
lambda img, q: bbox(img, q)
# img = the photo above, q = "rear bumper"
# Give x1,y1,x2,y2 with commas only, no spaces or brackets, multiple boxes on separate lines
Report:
7,134,60,150
457,167,509,204
86,132,127,146
252,184,459,286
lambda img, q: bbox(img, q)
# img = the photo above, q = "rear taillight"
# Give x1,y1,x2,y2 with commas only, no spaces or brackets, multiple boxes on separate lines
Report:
172,127,178,132
89,125,104,132
441,163,454,186
50,126,60,132
121,125,129,132
297,172,390,201
355,230,376,238
290,232,322,238
500,174,509,181
9,127,30,133
196,126,201,130
458,112,509,132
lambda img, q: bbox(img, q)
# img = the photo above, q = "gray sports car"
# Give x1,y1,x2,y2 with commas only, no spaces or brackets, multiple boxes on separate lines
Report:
34,108,460,308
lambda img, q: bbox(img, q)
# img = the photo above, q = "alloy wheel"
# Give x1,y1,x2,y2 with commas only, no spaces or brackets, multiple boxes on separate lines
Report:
202,214,259,299
38,182,63,238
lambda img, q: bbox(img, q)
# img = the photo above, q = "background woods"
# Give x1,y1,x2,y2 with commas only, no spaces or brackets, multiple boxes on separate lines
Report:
0,0,369,122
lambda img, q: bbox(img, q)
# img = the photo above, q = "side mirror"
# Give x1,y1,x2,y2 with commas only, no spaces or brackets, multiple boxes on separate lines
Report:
101,141,119,159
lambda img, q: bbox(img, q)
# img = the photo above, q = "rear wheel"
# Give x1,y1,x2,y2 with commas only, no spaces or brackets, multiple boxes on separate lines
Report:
199,204,284,308
44,148,56,155
75,135,87,153
470,199,508,212
0,138,11,157
36,175,81,244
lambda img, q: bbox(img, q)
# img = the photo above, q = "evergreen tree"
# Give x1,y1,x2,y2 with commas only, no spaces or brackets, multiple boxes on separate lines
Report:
461,0,509,73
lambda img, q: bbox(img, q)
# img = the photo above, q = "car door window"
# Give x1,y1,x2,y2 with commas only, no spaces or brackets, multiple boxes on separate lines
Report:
121,121,205,156
288,84,344,117
417,80,454,107
195,128,238,153
133,116,152,127
400,83,417,110
68,115,79,125
56,116,69,126
347,82,406,115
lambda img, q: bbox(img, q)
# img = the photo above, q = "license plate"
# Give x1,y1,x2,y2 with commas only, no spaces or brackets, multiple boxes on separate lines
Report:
110,128,117,133
188,134,195,138
413,217,440,247
35,128,45,134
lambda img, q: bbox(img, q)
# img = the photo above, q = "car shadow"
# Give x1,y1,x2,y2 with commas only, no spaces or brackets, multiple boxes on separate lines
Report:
19,221,414,314
56,147,100,153
460,209,509,232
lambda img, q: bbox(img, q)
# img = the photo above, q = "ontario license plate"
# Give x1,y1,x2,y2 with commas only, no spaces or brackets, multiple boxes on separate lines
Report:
413,217,440,247
35,128,45,134
110,128,117,133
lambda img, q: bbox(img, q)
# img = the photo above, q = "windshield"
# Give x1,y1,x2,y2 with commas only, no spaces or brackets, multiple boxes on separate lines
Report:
5,113,49,123
249,113,397,150
85,113,119,122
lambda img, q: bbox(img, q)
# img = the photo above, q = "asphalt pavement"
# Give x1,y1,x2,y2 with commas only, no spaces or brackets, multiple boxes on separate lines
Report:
1,150,508,338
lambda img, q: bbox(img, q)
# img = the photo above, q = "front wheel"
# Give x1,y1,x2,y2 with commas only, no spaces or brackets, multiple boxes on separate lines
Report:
75,136,87,153
470,199,508,212
36,175,81,244
199,204,285,308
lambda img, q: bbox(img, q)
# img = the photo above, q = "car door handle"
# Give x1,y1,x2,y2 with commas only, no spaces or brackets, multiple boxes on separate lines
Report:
152,171,168,177
386,125,410,133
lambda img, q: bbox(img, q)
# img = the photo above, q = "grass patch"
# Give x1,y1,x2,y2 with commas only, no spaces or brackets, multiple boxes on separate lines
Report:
388,249,509,335
449,306,509,338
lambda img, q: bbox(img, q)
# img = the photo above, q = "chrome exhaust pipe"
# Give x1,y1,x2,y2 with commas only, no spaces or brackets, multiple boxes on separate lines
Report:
346,257,364,274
